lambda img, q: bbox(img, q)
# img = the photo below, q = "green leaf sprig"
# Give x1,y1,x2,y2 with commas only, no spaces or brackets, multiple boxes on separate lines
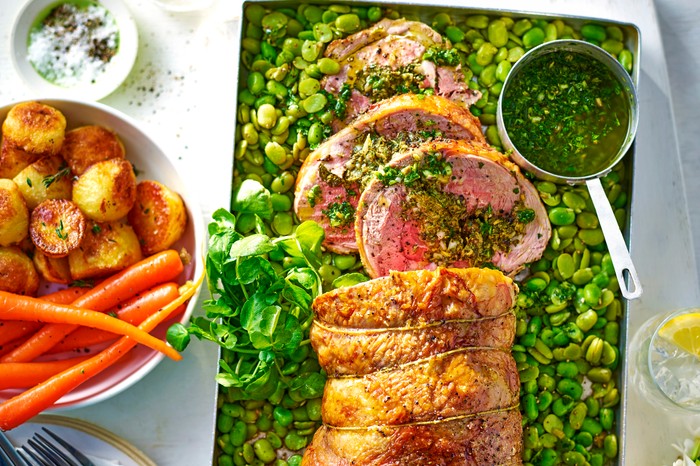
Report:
167,180,327,401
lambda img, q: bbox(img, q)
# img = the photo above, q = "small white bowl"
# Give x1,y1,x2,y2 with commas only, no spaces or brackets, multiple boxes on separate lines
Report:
0,98,204,410
10,0,139,101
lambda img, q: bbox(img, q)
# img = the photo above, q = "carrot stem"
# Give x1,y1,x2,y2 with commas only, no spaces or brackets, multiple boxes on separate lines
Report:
0,292,182,361
1,250,184,363
0,272,203,431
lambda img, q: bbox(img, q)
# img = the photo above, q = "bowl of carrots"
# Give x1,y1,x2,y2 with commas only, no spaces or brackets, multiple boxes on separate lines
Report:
0,98,204,428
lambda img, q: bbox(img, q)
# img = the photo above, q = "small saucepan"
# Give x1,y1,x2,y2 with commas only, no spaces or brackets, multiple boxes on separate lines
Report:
497,39,641,300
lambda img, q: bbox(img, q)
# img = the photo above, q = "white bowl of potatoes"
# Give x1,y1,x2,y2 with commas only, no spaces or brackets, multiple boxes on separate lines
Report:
0,98,204,409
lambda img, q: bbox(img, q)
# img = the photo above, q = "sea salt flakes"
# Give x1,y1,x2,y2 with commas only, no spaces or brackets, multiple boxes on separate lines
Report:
27,2,119,88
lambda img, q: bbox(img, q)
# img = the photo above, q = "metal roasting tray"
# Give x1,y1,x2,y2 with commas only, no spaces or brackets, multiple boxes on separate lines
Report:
222,2,642,464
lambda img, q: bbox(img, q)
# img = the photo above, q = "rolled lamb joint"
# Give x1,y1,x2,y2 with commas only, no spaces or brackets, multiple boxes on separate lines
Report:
305,267,523,465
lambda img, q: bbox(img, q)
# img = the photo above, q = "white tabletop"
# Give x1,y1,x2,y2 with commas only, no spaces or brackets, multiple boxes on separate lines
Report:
1,0,699,464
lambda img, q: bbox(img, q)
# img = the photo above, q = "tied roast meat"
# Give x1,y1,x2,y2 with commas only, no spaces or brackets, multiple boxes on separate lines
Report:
302,267,523,466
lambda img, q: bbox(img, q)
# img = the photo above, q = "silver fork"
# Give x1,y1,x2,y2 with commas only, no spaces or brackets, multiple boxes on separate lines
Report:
17,428,95,466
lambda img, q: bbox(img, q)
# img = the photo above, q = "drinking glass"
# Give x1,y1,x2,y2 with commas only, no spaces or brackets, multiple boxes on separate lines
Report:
629,307,700,412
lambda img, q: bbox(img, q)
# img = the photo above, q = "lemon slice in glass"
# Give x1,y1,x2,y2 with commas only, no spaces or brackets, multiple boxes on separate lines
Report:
657,312,700,358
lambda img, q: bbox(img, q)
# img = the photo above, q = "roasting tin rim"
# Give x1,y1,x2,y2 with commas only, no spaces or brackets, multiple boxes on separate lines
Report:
223,3,640,464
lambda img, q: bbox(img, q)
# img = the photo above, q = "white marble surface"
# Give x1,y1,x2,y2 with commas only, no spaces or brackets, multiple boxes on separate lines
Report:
1,0,699,464
655,0,700,282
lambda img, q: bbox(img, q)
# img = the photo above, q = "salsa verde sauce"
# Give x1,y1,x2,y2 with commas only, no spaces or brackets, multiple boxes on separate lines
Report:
501,50,630,177
27,1,119,88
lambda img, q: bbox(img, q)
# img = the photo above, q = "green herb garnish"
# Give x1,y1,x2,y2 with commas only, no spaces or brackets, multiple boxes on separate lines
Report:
42,165,71,188
167,181,327,401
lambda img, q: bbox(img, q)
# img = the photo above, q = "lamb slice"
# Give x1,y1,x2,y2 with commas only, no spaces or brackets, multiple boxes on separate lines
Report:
294,93,485,254
301,409,523,466
321,348,519,428
321,18,481,124
310,312,515,376
312,267,516,329
356,139,551,277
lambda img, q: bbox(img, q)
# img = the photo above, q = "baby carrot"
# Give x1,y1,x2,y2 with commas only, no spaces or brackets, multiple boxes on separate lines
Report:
48,283,181,354
0,357,91,390
0,273,202,430
0,287,89,346
2,250,184,363
0,292,182,361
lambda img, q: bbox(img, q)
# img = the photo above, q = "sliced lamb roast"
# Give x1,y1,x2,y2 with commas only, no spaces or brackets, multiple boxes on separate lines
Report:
294,93,484,254
302,409,523,466
356,139,551,277
322,18,481,125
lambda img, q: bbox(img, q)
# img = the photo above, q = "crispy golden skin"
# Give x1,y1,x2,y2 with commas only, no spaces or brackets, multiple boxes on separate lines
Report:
29,199,86,258
321,349,519,428
68,220,142,280
306,267,522,464
0,102,66,178
311,313,515,376
72,158,136,222
303,409,523,466
0,246,39,296
60,125,125,176
33,250,72,284
128,180,187,255
312,267,516,328
0,179,29,247
13,154,73,210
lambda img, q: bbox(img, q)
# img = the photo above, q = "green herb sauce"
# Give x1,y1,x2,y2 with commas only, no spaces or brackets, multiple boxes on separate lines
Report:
502,50,630,177
380,153,534,267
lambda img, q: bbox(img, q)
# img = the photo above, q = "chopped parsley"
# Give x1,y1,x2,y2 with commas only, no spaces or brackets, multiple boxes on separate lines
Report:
423,46,461,66
322,201,355,228
307,185,322,208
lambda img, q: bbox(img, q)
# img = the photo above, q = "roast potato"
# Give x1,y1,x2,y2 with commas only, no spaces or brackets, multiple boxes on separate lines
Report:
33,250,72,284
0,179,29,246
0,102,66,178
128,180,188,255
60,125,125,176
68,220,142,280
29,199,86,258
72,158,136,222
0,246,39,295
12,155,73,210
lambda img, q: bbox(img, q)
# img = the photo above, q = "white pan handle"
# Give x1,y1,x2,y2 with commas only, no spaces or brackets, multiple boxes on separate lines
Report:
586,178,642,300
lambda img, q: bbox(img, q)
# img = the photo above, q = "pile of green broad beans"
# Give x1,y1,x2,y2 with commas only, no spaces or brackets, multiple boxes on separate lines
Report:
221,3,636,465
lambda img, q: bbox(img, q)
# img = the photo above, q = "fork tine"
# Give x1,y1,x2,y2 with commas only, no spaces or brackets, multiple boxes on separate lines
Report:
16,449,38,466
33,434,79,466
41,429,94,466
17,449,38,466
26,438,70,466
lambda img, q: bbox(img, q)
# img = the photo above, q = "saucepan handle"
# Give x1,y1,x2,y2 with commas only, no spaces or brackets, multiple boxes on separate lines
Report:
586,178,642,300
